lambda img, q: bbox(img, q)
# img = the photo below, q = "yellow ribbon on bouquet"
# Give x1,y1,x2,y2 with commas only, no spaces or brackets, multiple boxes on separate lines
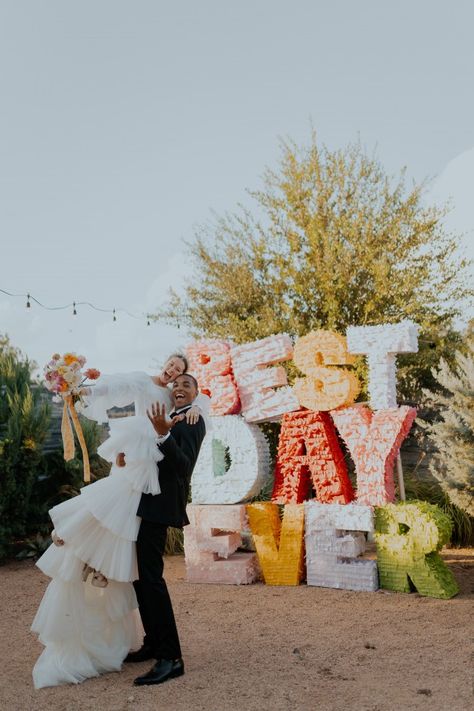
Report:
61,395,91,483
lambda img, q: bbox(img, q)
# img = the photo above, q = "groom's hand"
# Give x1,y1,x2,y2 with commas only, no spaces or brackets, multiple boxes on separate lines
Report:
147,402,179,436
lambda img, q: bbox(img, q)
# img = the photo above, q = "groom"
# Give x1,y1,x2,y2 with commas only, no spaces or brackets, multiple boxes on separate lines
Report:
125,373,206,686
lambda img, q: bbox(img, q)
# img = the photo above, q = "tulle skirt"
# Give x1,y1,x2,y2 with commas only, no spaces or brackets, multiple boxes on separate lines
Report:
32,415,162,689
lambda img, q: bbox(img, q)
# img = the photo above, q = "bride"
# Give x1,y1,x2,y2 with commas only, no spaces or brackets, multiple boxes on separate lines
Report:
31,353,207,689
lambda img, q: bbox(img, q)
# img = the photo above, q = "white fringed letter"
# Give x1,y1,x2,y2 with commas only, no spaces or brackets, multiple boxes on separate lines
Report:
305,501,378,592
346,320,418,410
184,504,259,584
230,334,300,422
191,415,270,504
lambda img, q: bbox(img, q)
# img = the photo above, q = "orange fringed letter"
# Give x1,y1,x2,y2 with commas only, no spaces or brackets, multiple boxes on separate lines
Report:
292,330,360,411
272,410,354,505
246,502,305,585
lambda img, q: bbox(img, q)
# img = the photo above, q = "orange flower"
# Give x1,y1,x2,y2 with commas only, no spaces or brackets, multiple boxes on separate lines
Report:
84,368,100,380
63,353,78,366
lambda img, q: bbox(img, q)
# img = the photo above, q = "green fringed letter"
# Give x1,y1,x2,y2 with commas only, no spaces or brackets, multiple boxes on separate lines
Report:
375,500,459,599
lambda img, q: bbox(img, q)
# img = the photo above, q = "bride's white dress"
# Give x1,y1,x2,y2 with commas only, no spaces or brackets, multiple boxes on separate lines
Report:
31,372,181,689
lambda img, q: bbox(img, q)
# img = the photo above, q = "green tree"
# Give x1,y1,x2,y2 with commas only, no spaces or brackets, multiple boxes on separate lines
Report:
0,337,50,558
159,136,471,400
421,329,474,516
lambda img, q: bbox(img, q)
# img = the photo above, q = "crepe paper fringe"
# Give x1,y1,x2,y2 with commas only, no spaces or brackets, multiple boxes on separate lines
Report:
346,321,418,410
186,339,241,415
293,330,360,411
246,502,305,586
272,410,354,505
374,500,459,599
192,416,270,504
331,405,417,506
230,334,300,423
184,504,260,584
304,501,378,592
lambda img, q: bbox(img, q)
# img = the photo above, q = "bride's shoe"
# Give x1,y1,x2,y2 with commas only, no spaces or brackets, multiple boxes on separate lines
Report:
82,564,94,582
91,571,108,588
51,530,64,546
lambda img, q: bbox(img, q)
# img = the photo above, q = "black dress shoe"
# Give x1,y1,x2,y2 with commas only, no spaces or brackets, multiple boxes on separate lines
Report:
124,645,155,663
133,658,184,686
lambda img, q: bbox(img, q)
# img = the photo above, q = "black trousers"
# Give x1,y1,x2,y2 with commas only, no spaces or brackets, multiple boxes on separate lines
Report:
134,520,182,660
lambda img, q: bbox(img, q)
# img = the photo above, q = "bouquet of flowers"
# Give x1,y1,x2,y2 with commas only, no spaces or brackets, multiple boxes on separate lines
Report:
43,353,101,483
44,352,100,401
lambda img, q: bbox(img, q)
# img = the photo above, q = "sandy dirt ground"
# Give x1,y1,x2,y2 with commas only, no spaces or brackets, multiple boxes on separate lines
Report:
0,550,472,711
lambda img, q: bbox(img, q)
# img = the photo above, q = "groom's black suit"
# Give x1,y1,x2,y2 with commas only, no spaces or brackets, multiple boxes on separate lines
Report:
134,407,206,660
137,409,205,527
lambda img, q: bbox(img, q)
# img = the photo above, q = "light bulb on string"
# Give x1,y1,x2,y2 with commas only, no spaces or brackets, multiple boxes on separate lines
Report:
1,286,152,328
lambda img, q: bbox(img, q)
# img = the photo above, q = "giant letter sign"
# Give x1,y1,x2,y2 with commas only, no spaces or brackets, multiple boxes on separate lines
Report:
231,335,300,422
191,416,270,504
272,410,354,505
375,501,459,599
346,321,418,410
246,502,305,586
293,330,360,411
186,339,240,415
184,504,259,584
331,405,417,506
305,502,378,592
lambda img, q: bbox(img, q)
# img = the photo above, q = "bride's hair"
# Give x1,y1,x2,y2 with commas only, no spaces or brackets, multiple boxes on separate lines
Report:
167,352,189,372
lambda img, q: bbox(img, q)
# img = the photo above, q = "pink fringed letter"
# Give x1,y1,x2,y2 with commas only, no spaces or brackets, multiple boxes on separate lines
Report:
186,339,240,415
184,504,259,584
331,405,417,506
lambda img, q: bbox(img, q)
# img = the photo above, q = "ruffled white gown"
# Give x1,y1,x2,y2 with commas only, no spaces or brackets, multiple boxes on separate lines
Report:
31,372,179,689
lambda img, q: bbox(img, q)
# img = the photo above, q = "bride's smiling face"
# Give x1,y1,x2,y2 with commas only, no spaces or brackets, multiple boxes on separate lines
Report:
159,356,186,385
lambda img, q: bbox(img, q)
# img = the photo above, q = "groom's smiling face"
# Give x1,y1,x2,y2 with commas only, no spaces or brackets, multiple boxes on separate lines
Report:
172,374,198,408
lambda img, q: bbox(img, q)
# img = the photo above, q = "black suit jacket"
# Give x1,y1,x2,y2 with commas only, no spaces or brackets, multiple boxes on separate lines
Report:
137,411,206,528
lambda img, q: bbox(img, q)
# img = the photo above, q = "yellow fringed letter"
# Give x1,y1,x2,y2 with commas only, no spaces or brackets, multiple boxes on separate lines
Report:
246,502,305,585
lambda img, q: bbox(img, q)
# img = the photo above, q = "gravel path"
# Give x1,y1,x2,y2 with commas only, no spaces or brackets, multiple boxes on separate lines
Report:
1,550,472,711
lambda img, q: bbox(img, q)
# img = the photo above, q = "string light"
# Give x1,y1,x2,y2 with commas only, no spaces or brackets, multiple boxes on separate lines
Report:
0,287,157,326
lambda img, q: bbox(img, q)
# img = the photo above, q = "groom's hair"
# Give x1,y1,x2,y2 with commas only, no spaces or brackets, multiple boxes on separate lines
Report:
175,372,199,393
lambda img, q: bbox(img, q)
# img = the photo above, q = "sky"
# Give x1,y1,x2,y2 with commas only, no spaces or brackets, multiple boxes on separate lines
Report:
1,0,473,376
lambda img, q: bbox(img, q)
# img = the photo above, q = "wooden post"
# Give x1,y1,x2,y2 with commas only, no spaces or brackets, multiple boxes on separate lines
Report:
396,452,406,501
